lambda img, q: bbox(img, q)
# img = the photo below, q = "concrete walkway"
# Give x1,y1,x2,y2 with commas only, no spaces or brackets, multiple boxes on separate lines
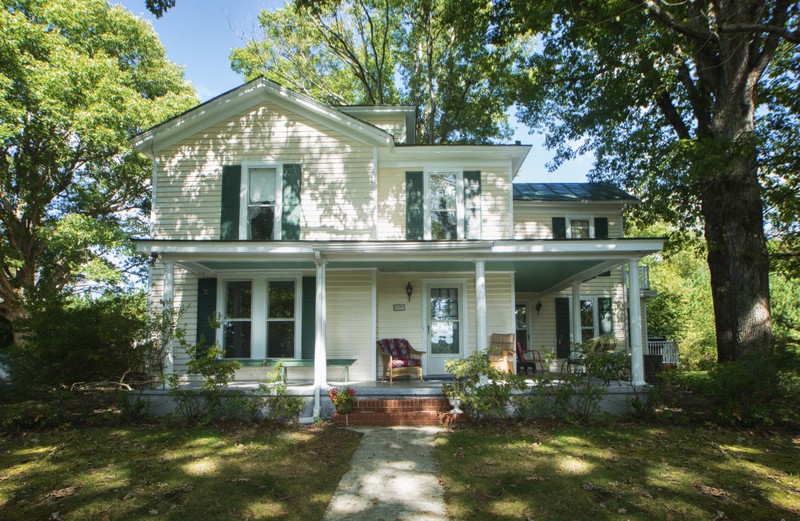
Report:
323,426,448,521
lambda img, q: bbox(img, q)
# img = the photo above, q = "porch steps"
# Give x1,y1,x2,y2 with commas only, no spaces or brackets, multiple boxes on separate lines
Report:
332,397,466,427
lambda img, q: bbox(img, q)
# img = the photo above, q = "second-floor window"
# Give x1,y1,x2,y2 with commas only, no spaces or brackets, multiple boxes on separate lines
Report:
406,170,481,240
220,163,302,241
552,216,609,239
246,167,281,240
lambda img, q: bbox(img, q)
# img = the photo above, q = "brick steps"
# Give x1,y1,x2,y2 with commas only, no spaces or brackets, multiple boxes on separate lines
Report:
332,397,466,427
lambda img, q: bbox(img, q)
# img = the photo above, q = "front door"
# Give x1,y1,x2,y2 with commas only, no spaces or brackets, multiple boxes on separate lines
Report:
424,282,465,375
515,301,530,352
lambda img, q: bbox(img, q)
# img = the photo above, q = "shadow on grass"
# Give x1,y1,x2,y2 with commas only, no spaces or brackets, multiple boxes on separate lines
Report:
435,422,800,520
0,423,361,520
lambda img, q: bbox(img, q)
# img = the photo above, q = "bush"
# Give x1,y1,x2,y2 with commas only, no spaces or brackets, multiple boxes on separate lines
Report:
7,293,148,390
443,352,527,420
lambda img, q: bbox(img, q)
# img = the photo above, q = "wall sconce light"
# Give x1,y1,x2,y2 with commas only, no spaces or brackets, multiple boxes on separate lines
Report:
406,282,413,302
149,252,159,267
536,300,542,315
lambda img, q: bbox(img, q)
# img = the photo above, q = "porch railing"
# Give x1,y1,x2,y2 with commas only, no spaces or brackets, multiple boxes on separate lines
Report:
625,265,651,290
646,339,679,368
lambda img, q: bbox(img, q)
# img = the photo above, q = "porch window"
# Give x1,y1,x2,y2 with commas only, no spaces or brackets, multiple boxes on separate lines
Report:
220,276,302,360
267,280,295,357
579,297,614,343
224,281,252,358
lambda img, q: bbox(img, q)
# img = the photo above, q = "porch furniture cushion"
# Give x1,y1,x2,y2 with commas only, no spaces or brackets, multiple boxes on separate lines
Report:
488,333,515,374
377,339,425,383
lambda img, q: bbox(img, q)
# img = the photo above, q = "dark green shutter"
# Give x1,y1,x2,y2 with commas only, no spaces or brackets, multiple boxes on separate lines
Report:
301,276,316,359
406,171,424,240
220,165,241,240
555,297,571,358
196,278,217,355
594,217,609,239
552,217,567,239
282,164,302,240
598,297,613,336
464,170,481,239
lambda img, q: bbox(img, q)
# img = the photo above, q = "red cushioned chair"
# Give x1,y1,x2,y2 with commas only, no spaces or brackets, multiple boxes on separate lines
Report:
377,339,425,383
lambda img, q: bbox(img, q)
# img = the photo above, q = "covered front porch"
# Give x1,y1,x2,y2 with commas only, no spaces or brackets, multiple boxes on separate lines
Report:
138,237,662,419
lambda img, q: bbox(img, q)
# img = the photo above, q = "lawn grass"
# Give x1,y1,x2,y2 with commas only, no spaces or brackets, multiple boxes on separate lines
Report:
0,423,361,520
436,422,800,520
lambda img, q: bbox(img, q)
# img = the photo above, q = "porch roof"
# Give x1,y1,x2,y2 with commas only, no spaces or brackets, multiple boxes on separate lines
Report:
135,238,663,296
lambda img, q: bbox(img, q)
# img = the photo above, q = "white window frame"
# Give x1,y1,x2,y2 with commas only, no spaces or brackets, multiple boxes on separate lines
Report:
217,272,303,359
568,295,600,343
239,162,284,240
423,169,464,240
566,215,594,239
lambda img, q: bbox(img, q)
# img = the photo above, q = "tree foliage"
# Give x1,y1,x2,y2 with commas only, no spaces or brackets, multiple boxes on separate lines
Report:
231,0,527,144
0,0,197,335
501,0,800,361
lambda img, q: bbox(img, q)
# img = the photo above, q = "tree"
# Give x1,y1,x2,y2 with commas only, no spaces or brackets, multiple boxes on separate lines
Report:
231,0,525,143
502,0,800,362
0,0,197,342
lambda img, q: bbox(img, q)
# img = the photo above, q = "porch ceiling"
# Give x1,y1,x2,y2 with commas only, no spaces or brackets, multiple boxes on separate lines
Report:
177,258,612,295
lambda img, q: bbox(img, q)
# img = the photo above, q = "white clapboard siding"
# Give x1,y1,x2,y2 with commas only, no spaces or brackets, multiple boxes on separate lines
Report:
153,100,375,241
513,203,624,239
149,266,199,374
326,270,376,381
376,167,512,240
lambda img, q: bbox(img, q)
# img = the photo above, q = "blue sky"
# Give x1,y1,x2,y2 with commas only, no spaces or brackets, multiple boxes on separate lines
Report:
116,0,590,182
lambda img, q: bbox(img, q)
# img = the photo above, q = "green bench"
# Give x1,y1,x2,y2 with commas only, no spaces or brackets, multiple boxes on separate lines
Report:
225,358,357,383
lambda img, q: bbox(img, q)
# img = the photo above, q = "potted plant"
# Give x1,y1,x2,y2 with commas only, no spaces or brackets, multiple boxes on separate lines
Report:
328,387,356,414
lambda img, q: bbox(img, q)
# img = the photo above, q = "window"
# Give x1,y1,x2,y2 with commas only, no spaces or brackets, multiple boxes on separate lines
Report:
406,170,481,240
552,217,609,240
428,172,458,240
243,166,282,240
247,167,278,239
224,281,252,358
219,163,301,241
267,281,295,357
569,218,591,239
220,276,301,359
573,296,614,343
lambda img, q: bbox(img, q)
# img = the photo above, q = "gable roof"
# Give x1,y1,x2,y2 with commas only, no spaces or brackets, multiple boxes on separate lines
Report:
130,77,394,157
513,183,640,203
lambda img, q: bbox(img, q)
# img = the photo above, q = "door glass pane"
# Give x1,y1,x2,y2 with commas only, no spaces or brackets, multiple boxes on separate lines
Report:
570,219,590,239
226,281,252,319
430,288,459,354
268,281,295,318
268,322,295,358
224,321,251,358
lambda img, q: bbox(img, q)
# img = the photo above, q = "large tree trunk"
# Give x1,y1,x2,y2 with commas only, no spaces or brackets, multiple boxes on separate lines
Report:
701,139,773,362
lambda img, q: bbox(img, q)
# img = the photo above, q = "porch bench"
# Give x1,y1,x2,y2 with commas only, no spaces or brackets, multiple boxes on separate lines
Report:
223,358,357,383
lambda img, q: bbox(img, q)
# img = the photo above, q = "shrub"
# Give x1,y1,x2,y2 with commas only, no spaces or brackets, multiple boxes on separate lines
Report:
7,293,148,390
443,352,526,420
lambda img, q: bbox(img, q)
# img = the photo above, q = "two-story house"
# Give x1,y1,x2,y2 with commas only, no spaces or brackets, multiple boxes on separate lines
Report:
132,78,662,417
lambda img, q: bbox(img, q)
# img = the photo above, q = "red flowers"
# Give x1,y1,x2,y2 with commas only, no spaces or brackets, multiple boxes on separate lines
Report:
328,387,357,408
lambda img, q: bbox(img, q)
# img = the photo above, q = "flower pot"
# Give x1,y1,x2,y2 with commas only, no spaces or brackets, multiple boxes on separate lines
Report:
335,403,353,414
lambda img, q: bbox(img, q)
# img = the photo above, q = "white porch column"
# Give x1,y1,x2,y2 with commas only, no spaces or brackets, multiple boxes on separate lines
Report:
571,281,581,347
629,258,645,385
312,257,328,419
475,260,487,351
162,260,175,375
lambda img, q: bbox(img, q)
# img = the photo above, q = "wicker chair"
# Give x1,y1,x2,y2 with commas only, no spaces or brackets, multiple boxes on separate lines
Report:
377,339,425,383
488,333,515,373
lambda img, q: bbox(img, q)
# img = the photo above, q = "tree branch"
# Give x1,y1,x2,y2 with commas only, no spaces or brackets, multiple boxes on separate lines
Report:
638,0,716,43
